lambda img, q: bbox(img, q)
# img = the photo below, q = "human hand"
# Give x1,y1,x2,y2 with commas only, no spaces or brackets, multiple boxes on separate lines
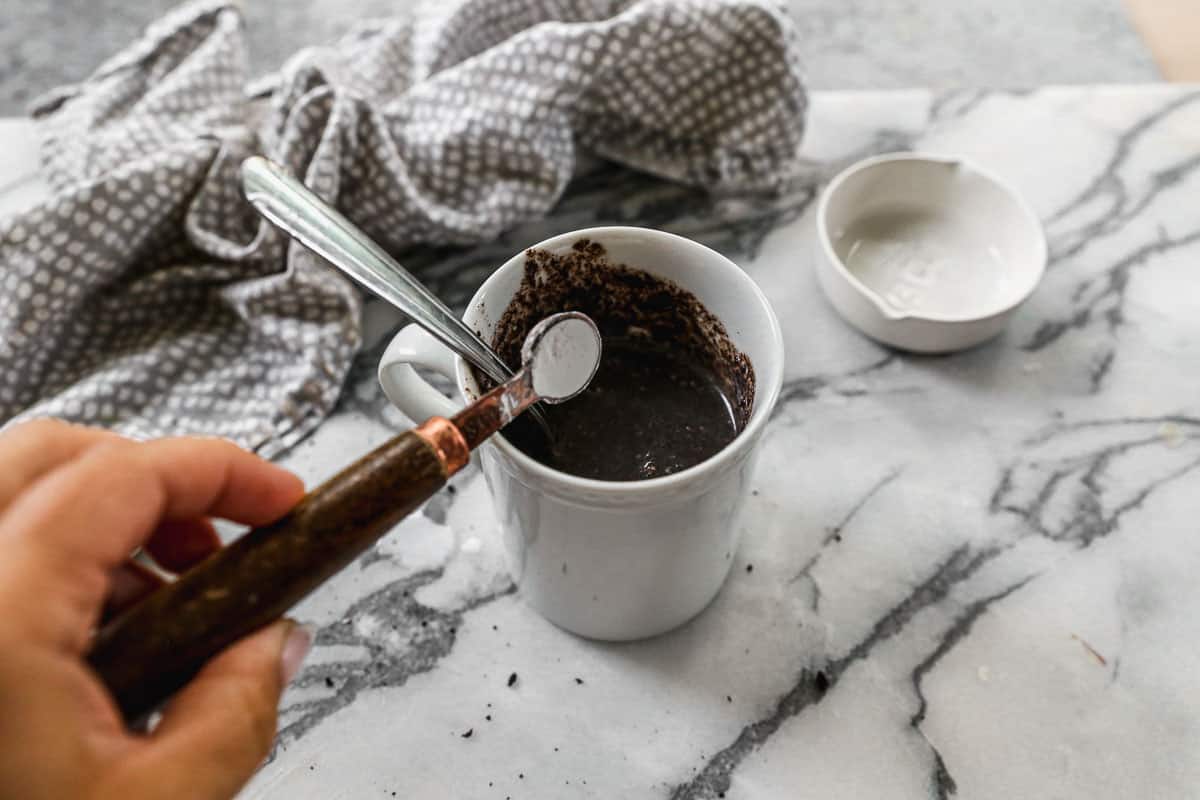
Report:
0,419,311,800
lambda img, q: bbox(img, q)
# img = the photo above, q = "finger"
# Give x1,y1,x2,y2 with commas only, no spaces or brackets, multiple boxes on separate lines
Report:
101,561,165,623
127,620,311,799
0,418,122,514
0,438,303,651
135,437,306,526
144,518,221,573
5,436,303,568
107,520,221,625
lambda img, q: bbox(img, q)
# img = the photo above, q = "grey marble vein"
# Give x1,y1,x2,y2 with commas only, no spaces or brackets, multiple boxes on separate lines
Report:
275,566,515,752
1026,225,1200,354
669,544,1004,800
772,355,900,412
908,577,1034,799
789,466,903,611
1046,92,1200,229
992,416,1200,548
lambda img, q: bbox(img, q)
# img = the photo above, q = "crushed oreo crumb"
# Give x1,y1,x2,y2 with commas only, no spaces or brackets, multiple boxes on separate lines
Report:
461,728,473,739
746,564,754,573
574,677,584,685
324,677,334,688
489,241,754,429
507,672,518,688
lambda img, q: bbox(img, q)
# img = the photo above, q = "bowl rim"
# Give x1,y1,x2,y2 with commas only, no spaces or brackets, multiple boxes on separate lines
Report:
816,151,1048,324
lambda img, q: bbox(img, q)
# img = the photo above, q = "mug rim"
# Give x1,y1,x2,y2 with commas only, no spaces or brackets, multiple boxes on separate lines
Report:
454,225,784,495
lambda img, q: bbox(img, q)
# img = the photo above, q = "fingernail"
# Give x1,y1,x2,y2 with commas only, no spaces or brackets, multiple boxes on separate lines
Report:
280,622,314,685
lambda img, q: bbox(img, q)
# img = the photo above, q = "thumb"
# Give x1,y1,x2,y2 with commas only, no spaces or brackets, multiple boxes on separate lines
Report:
131,620,312,799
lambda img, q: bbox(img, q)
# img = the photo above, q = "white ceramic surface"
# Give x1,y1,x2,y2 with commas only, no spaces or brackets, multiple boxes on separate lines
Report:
378,226,785,641
816,152,1046,352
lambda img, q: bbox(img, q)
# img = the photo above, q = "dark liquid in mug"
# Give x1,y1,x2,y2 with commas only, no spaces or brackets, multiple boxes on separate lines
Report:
482,239,756,483
506,338,739,481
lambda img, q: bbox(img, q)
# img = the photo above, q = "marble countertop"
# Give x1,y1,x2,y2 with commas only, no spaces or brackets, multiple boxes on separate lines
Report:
3,84,1199,798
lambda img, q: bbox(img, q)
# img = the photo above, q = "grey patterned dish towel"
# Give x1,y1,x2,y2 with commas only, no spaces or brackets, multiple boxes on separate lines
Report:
0,0,806,456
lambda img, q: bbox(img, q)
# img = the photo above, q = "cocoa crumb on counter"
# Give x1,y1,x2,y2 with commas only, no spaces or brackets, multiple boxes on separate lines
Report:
507,672,518,687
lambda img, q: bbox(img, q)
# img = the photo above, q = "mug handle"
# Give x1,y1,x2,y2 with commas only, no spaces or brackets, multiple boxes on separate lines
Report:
378,325,461,423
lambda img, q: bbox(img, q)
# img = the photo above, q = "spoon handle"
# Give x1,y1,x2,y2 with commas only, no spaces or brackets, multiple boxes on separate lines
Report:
240,156,512,385
89,419,469,722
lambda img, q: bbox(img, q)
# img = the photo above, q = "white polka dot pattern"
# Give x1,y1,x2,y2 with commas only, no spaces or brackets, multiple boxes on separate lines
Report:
2,0,806,455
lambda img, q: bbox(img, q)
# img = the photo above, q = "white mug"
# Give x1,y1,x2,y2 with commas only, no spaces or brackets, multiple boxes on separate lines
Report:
378,227,783,640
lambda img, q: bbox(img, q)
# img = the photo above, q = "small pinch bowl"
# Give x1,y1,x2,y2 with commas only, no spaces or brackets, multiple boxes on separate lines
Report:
815,152,1047,353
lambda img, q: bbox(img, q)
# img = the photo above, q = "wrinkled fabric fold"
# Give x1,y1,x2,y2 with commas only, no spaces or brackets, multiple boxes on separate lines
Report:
0,0,806,455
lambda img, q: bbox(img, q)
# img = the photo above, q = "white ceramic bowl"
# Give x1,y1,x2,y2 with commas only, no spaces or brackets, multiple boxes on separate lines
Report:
815,153,1046,353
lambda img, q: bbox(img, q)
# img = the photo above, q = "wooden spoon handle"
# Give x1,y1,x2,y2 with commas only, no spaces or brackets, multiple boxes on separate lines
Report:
89,422,466,722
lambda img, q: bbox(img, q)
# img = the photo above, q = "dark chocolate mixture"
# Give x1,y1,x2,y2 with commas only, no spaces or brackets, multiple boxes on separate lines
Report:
479,240,755,482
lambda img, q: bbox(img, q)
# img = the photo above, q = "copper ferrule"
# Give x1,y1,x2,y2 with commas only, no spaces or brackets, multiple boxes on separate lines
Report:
414,416,470,476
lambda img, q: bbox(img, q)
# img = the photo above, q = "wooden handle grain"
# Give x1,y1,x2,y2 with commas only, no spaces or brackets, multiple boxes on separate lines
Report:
88,429,450,722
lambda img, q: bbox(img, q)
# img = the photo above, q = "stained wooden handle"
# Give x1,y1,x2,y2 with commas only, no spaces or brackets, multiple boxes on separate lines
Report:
88,429,449,722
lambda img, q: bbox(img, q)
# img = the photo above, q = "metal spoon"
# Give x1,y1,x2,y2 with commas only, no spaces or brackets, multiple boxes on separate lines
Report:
451,311,601,450
239,156,540,420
